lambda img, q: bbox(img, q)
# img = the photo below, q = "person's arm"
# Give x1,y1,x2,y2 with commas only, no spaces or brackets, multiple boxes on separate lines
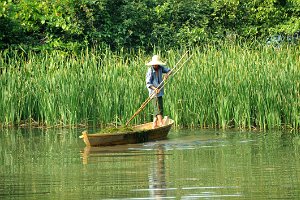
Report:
146,68,160,94
162,66,172,80
146,68,153,88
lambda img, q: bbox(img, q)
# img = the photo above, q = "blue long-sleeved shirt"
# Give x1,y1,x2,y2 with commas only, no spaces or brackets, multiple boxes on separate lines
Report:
146,65,171,97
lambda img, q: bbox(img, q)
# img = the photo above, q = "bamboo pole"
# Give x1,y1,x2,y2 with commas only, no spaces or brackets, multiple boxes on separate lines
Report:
126,52,193,126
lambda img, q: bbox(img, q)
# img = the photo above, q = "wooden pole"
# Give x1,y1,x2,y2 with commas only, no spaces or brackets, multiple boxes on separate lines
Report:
125,52,193,126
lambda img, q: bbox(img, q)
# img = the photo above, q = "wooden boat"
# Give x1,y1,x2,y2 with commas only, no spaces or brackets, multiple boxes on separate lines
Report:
80,117,174,147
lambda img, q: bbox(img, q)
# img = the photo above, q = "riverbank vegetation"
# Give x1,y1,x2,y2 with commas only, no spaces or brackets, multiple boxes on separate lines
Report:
1,0,299,130
1,0,300,52
1,43,299,130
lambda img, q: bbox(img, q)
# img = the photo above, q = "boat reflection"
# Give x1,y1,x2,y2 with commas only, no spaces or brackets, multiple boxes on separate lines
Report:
81,143,144,165
81,143,169,198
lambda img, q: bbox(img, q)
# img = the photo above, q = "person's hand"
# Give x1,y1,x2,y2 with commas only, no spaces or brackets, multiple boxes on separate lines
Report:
163,71,171,81
151,86,160,94
163,74,169,81
154,88,160,94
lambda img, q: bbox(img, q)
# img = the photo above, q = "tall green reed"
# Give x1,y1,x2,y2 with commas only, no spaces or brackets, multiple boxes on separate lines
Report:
0,44,299,130
165,44,299,130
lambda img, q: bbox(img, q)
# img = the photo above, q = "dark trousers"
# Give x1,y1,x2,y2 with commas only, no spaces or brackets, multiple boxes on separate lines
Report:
152,96,163,117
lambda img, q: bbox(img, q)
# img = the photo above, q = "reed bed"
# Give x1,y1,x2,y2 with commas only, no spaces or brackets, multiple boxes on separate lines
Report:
0,44,299,130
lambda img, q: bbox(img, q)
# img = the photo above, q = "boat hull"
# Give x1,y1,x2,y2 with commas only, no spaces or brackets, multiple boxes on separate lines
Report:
81,119,174,147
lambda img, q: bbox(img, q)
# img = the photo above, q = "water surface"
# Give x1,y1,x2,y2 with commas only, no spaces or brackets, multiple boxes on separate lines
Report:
1,128,300,199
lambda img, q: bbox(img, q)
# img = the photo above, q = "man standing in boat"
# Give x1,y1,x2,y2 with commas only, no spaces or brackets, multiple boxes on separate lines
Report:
146,55,172,128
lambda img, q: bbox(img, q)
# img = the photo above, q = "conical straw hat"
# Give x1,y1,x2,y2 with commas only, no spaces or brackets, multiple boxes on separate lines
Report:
146,55,166,66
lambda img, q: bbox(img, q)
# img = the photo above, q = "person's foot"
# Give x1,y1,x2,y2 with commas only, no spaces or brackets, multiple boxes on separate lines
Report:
152,121,157,129
162,116,169,125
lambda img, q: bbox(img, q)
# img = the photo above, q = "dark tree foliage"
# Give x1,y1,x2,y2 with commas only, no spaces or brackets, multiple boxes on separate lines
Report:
0,0,299,52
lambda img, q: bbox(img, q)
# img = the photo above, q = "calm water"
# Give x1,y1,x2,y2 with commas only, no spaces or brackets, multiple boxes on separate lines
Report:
1,128,300,199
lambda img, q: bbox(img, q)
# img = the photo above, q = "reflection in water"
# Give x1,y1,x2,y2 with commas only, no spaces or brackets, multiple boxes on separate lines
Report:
148,145,167,198
1,129,300,199
81,143,146,164
81,144,170,198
